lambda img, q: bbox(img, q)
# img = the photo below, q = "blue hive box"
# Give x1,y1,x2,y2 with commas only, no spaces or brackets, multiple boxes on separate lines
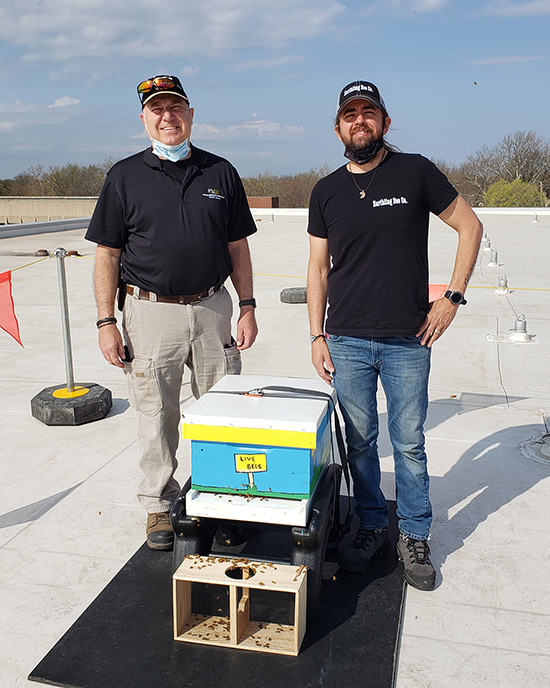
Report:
182,374,336,502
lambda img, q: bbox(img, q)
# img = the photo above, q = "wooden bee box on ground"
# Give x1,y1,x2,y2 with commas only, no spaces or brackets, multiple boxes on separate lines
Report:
173,555,307,656
182,375,335,514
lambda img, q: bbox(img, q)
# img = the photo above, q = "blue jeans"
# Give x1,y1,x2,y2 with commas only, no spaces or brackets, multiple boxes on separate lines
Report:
327,335,432,540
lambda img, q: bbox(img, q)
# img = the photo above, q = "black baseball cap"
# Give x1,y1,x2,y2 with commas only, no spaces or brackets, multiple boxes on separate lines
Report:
137,75,189,107
336,81,387,116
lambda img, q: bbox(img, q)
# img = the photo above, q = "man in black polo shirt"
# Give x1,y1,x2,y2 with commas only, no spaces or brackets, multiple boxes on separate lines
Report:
86,75,258,551
307,81,482,590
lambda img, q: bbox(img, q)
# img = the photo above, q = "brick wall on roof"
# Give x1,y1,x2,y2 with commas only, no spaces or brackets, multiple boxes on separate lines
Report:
247,196,279,208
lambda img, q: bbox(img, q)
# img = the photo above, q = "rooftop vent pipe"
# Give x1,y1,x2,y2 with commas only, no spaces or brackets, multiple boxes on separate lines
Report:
509,314,531,343
495,275,509,294
488,248,499,266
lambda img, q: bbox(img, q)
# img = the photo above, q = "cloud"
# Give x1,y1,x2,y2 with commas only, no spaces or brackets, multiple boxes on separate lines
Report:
408,0,449,10
362,0,449,15
482,1,550,15
230,120,304,136
0,98,83,144
0,100,38,114
181,66,201,77
471,54,547,65
0,0,346,64
192,124,223,137
0,98,79,116
228,55,304,72
48,96,80,108
193,118,305,140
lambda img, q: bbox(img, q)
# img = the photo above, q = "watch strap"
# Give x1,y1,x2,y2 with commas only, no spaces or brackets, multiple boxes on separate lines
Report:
239,298,256,308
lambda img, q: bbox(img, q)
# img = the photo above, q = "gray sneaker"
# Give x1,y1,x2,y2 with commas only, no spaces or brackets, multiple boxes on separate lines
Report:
338,527,389,572
396,534,435,590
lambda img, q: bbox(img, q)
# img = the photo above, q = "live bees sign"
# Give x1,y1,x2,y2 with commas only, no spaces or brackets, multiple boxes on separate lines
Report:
235,454,267,473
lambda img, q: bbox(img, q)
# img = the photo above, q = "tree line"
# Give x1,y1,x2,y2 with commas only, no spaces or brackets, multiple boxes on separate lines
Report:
436,130,549,207
1,131,549,207
0,158,116,197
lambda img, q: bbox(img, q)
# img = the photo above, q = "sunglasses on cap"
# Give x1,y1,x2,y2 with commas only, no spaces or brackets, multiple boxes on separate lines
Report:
137,75,189,106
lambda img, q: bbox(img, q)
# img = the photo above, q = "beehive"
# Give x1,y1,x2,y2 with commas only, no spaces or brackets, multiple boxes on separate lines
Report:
182,375,335,508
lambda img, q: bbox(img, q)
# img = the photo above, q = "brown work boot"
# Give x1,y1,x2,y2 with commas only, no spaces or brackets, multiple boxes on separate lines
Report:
146,512,174,551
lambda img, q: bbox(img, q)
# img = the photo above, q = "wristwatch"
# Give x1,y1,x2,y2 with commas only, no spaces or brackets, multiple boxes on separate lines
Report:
444,290,467,306
239,298,256,308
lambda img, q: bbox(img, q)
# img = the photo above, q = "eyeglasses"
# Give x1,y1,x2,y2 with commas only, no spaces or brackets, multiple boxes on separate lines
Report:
137,75,188,105
138,76,179,95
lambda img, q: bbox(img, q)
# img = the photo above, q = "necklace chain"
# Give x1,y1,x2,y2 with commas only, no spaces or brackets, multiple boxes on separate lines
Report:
348,150,386,199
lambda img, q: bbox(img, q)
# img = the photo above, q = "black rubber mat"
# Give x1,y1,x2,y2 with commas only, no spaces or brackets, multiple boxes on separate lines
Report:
29,505,404,688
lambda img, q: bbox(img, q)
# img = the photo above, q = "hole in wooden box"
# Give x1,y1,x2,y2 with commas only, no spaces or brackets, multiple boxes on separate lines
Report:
225,565,256,580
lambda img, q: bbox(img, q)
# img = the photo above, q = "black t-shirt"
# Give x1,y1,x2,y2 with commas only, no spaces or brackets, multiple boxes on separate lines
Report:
307,152,458,337
85,146,257,295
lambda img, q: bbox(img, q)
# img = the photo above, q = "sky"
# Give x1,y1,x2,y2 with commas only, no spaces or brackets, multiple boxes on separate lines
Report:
0,0,549,180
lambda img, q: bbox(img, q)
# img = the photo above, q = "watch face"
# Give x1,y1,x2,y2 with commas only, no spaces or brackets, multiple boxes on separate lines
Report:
450,292,462,304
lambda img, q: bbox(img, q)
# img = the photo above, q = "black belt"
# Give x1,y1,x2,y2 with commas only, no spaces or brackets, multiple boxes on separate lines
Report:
126,284,221,304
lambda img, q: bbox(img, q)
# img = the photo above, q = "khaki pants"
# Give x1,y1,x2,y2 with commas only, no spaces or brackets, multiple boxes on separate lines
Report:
122,286,241,512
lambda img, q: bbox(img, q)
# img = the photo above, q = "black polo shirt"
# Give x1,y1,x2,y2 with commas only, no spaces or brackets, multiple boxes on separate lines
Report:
85,146,257,295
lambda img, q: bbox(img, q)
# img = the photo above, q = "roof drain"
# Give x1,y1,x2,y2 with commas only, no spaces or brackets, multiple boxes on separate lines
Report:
519,433,550,466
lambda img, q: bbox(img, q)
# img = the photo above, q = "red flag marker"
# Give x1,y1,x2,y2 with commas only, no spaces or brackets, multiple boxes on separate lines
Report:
0,271,23,347
429,284,447,303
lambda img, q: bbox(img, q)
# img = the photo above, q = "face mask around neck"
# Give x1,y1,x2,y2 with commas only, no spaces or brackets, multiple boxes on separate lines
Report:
150,137,190,162
344,136,385,166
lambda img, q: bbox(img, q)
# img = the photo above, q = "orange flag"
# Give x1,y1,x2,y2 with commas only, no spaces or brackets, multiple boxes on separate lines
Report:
429,284,447,303
0,271,23,347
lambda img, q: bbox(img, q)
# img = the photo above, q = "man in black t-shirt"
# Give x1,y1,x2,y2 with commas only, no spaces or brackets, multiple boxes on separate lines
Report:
307,81,482,590
86,75,258,551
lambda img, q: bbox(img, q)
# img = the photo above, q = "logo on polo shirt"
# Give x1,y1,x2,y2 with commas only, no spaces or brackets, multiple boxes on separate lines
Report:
203,188,225,201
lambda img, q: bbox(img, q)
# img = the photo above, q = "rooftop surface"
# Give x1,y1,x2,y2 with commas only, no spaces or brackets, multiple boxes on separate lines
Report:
1,208,549,686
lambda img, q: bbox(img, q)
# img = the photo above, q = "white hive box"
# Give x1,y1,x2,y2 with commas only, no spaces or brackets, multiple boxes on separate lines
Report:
182,374,336,526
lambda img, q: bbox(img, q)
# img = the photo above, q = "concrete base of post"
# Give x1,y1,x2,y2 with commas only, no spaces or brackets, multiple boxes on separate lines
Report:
31,383,112,426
